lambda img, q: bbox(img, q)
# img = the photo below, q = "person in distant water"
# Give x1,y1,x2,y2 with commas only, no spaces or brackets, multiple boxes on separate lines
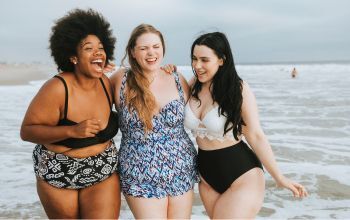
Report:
20,9,120,218
164,32,308,219
291,67,298,78
110,24,198,219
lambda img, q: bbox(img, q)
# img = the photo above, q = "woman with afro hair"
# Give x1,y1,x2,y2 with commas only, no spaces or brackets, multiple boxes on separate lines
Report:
20,9,120,218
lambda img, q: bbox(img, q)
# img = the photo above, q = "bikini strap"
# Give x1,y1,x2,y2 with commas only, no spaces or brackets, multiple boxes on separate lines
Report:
173,72,185,103
53,75,68,119
99,78,112,109
119,70,128,106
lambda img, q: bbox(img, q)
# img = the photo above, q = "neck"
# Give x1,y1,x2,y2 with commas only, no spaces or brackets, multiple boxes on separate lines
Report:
201,80,212,91
73,73,99,90
144,69,160,83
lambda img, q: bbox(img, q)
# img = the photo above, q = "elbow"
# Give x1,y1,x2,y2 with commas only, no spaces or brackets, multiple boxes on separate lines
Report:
20,125,30,141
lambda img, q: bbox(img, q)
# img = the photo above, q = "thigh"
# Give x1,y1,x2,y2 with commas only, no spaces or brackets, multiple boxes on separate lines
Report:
125,195,168,219
213,168,265,219
79,173,121,219
36,178,79,219
198,177,220,219
168,189,193,219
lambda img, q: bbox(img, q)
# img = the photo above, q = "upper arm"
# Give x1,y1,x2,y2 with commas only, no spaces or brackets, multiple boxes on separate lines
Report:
109,68,126,108
241,81,264,138
101,75,114,104
188,76,196,88
177,72,190,101
21,78,64,128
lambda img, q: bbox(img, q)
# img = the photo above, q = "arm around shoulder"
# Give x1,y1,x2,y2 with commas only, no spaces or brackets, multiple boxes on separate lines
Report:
177,72,191,101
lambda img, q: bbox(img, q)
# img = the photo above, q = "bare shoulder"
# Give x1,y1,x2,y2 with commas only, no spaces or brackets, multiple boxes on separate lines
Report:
109,67,127,106
177,72,188,84
110,67,127,87
188,76,196,88
241,80,253,96
37,76,66,99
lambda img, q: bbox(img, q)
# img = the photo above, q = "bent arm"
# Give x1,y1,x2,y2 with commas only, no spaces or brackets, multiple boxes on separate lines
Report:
241,81,307,197
241,81,283,181
20,78,74,144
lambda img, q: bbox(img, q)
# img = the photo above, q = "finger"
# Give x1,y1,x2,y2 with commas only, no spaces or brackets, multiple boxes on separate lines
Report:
89,119,101,125
301,187,308,197
89,128,100,134
89,124,101,131
289,184,300,198
85,130,96,137
161,66,172,74
294,183,307,198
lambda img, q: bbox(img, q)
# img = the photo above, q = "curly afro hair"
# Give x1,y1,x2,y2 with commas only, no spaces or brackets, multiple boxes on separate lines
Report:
49,8,116,72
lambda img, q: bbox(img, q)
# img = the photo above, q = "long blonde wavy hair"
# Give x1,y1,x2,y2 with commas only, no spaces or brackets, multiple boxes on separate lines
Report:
121,24,165,132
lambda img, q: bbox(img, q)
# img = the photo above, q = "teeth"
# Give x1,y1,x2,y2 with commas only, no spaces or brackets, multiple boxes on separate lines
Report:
91,59,103,63
146,58,157,62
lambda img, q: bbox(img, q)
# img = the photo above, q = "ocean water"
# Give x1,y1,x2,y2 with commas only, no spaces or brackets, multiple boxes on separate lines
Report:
0,63,349,219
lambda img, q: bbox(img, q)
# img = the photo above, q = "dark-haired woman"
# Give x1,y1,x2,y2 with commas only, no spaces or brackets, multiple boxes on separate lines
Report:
165,32,308,219
20,9,120,218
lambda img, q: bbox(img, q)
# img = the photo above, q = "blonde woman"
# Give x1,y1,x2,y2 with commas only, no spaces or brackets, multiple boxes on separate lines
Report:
110,24,198,218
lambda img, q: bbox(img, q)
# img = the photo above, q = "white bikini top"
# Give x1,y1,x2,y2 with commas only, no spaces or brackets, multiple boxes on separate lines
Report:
184,103,235,142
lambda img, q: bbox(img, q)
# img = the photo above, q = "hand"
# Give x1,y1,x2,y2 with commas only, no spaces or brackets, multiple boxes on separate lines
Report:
161,64,177,74
103,62,116,73
275,175,308,198
70,119,102,138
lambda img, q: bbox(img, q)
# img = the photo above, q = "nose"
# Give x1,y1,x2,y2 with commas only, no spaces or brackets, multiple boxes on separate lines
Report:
193,60,201,70
146,48,154,56
94,48,103,56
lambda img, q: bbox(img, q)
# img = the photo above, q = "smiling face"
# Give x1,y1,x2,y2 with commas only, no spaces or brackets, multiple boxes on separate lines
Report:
192,45,223,85
73,34,106,78
132,32,164,74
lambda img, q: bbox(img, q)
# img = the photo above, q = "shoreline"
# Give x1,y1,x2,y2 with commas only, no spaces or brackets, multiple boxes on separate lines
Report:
0,64,55,85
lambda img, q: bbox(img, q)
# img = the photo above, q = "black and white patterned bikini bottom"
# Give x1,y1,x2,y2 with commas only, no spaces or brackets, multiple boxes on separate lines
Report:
32,140,118,189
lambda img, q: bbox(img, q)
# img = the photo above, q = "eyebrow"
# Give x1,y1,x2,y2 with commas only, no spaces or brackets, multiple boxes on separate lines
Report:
81,41,103,47
193,55,210,59
137,43,160,48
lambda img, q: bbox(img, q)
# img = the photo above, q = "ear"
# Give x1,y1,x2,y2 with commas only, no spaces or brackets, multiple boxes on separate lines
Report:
70,56,78,65
219,58,224,66
131,49,136,58
219,55,226,66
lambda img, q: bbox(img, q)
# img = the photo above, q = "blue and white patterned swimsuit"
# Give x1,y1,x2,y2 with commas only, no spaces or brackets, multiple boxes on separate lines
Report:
117,71,199,198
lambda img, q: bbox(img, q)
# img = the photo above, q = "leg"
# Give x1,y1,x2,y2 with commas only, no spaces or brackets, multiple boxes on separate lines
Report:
36,178,79,219
79,173,121,219
212,168,265,219
198,177,220,218
125,195,168,219
167,189,193,219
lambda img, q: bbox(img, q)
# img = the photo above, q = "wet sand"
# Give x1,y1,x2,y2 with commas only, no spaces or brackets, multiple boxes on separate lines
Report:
0,63,54,85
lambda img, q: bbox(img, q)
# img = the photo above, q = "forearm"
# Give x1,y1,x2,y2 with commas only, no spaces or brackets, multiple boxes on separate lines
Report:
245,133,284,182
20,124,72,145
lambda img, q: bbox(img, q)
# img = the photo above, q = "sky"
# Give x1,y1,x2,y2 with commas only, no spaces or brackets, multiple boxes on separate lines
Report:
1,0,350,65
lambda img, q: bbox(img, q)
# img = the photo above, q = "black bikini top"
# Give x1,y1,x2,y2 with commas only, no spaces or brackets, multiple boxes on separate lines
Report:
52,75,118,149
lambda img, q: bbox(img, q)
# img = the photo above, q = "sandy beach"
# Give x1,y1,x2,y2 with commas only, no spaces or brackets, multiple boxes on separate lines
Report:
1,63,350,219
0,63,54,85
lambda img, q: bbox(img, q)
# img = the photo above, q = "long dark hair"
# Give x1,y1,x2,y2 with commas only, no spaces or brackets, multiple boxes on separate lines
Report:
190,32,244,140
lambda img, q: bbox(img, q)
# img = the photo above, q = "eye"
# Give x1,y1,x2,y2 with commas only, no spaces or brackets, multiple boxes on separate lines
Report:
85,47,92,51
192,57,197,61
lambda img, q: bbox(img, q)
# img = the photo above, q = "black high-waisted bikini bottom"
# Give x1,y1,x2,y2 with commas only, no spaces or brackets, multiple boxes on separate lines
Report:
198,141,263,194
